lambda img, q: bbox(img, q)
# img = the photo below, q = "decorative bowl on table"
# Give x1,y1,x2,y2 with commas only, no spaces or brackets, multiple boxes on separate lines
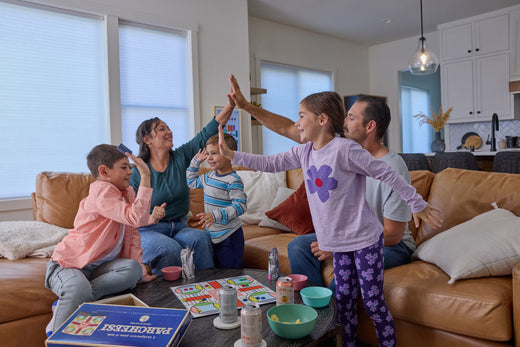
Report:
285,274,308,291
161,266,182,281
267,304,318,339
300,286,333,308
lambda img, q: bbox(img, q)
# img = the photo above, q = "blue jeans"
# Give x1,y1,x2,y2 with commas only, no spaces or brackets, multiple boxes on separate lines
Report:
287,233,413,295
44,258,142,331
139,216,214,276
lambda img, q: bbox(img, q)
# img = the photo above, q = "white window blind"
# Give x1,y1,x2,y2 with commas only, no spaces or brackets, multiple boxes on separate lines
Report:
260,62,333,155
0,2,106,199
119,23,190,154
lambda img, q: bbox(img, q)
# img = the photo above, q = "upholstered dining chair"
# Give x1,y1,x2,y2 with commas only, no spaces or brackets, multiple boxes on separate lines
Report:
398,153,431,171
432,152,479,173
493,151,520,173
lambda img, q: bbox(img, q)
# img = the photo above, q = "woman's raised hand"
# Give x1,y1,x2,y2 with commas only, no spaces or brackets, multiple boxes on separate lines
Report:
215,94,236,124
229,74,249,109
218,124,235,160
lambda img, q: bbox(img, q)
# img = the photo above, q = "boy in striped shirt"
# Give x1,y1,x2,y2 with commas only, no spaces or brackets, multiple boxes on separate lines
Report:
186,134,247,268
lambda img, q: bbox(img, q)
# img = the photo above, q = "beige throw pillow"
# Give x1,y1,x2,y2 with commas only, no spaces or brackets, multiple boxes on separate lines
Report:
236,170,286,224
413,203,520,284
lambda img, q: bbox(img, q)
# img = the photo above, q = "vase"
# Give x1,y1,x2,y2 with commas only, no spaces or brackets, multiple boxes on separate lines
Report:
431,131,445,153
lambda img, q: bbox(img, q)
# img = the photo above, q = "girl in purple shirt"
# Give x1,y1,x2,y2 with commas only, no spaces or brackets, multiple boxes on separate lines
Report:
218,92,442,347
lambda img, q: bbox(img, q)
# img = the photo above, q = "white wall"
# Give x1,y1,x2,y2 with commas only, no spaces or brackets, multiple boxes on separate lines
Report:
248,17,369,96
369,32,440,152
1,0,250,221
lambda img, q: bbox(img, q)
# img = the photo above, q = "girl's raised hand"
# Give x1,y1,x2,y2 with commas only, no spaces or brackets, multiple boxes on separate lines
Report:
218,124,235,160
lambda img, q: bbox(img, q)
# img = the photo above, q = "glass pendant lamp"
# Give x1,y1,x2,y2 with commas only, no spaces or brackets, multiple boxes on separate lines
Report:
408,0,439,75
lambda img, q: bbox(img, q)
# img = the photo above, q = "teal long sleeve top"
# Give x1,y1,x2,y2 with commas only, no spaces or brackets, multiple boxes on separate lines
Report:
130,118,219,221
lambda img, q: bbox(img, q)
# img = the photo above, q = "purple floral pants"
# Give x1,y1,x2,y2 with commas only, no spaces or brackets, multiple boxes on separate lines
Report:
333,233,396,347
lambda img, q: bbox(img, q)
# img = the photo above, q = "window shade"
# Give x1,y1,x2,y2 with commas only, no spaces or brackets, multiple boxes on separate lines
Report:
0,2,106,198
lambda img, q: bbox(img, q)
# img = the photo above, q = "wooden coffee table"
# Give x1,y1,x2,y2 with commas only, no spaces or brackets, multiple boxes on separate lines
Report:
132,268,340,346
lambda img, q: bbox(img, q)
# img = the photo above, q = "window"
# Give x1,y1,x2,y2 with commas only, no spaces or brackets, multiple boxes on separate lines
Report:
400,86,431,153
260,62,333,155
0,2,106,199
0,2,193,200
119,23,189,154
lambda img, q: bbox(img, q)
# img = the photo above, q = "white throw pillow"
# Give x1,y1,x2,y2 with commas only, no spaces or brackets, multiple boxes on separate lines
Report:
413,204,520,284
258,187,296,232
236,171,286,224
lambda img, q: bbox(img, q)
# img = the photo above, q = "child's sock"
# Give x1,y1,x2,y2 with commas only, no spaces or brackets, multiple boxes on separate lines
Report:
45,300,58,338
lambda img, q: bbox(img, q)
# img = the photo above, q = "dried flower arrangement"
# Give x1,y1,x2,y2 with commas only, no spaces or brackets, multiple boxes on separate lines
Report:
413,106,452,132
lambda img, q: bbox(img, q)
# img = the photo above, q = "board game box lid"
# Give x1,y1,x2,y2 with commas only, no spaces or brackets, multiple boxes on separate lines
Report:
45,303,191,347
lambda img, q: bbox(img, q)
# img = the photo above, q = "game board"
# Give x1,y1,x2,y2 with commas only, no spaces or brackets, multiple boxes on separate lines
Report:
170,275,276,318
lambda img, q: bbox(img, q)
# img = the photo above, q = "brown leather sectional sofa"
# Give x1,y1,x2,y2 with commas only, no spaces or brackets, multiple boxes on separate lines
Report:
0,168,518,346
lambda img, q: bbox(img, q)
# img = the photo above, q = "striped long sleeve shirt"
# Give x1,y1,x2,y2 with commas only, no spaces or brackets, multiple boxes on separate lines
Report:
186,158,247,244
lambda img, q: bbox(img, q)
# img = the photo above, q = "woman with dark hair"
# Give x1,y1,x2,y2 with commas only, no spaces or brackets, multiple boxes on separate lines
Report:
129,96,235,276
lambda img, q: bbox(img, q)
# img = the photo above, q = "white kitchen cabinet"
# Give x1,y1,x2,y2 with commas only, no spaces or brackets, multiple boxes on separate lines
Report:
441,23,472,61
441,15,509,62
475,53,511,119
442,53,511,122
511,10,520,80
439,11,517,122
473,15,509,56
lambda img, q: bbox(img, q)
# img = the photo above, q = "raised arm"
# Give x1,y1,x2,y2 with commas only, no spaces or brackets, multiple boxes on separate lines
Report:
229,74,301,143
214,94,236,125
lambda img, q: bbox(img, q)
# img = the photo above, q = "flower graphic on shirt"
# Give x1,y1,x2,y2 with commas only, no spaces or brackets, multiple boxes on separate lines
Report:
306,165,338,203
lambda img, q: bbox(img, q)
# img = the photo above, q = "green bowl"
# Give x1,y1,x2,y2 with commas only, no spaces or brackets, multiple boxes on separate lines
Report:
267,304,318,339
300,286,333,308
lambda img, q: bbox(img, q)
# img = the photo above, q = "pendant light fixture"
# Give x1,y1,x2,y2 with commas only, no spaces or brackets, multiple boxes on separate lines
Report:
408,0,439,75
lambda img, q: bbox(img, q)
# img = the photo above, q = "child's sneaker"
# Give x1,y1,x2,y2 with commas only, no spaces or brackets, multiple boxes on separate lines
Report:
46,300,58,338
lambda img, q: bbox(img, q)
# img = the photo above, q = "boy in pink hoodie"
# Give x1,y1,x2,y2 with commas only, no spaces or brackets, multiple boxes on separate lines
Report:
44,144,165,337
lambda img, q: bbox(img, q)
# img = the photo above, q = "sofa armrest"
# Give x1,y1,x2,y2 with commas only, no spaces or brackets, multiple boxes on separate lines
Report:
514,263,520,347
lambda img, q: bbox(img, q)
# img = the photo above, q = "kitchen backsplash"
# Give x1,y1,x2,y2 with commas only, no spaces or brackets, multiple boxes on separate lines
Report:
447,120,520,151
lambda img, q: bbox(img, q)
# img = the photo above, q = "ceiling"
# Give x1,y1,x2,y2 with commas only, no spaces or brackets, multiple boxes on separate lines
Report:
248,0,520,46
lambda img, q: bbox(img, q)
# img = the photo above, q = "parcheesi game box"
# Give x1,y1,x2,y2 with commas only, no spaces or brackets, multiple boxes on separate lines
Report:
45,298,191,347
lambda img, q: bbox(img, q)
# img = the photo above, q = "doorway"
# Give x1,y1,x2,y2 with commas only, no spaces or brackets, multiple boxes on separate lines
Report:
398,69,441,153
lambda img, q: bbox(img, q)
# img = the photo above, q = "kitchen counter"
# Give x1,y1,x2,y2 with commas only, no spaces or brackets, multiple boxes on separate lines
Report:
424,148,520,157
422,149,520,171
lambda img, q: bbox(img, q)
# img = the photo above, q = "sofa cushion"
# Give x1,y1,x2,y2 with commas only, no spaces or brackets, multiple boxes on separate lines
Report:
265,182,314,235
416,168,520,246
236,170,287,224
408,170,435,239
33,172,94,229
414,205,520,283
242,224,285,241
0,258,56,324
258,187,295,232
384,261,513,341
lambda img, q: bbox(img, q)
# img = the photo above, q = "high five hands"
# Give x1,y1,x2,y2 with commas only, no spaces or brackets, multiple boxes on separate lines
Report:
218,124,235,160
